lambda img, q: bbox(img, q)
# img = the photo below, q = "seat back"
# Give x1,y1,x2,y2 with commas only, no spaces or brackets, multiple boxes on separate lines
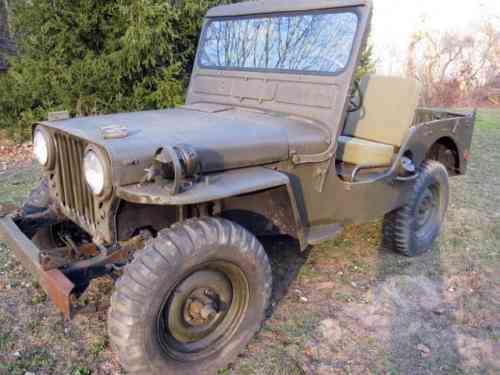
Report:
343,75,420,147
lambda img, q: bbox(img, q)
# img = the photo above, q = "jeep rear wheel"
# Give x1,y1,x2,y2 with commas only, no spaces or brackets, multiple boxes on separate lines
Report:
108,218,272,375
383,161,449,257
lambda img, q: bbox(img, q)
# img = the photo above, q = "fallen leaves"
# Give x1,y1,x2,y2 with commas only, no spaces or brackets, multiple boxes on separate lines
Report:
0,142,34,171
417,343,432,358
313,281,336,290
0,203,18,216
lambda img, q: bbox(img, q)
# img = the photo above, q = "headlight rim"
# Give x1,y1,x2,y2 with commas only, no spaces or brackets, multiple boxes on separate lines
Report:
33,126,55,170
83,145,112,200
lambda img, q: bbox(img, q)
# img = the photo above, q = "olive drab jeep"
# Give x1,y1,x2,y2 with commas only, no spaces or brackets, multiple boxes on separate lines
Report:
0,0,475,374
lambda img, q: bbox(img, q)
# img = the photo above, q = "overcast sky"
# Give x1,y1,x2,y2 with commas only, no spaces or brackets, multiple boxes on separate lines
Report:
371,0,500,75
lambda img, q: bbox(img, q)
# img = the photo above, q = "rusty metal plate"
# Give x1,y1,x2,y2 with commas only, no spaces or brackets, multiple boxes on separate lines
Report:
40,269,75,320
0,216,75,320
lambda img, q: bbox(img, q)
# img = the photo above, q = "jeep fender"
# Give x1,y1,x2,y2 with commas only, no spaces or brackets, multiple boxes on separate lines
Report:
116,167,306,248
405,113,475,175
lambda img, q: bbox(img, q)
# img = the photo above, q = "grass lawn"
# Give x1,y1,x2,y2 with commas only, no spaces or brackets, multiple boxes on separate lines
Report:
0,110,499,375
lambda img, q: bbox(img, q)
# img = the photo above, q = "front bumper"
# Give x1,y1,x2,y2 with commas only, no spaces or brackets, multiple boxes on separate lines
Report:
0,216,75,319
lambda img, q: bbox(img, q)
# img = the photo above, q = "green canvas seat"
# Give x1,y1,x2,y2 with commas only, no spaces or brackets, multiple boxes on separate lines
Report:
337,75,420,166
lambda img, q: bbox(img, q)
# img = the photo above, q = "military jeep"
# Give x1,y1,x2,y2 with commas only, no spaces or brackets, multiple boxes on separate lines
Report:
0,0,475,373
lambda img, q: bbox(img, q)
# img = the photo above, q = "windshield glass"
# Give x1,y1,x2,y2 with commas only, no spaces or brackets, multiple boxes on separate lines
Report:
199,11,359,74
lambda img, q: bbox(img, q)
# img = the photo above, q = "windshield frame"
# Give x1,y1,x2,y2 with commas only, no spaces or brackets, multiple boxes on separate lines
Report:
197,8,362,77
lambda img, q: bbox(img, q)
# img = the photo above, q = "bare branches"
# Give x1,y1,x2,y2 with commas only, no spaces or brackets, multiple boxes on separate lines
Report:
407,23,500,107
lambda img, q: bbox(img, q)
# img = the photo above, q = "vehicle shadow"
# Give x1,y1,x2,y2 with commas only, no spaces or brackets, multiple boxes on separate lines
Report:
375,236,464,374
256,229,467,374
259,235,310,317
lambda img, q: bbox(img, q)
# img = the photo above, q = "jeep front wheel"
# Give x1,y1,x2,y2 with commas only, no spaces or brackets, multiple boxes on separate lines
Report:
383,160,449,257
108,218,272,375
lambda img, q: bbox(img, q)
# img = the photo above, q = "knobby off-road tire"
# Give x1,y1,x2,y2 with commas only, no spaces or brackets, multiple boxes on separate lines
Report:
108,218,272,375
383,161,449,257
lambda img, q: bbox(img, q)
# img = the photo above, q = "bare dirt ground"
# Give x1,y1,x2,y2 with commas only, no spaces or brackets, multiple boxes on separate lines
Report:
1,110,499,375
0,132,33,173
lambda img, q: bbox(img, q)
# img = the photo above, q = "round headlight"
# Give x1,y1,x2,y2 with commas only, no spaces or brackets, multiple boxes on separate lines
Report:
33,129,50,166
83,150,106,195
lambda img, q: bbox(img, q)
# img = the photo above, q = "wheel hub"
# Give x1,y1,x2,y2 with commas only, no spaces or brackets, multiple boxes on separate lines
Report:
165,270,232,344
183,288,223,327
157,261,249,361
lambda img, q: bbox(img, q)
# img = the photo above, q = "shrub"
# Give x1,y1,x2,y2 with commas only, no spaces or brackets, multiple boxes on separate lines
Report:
0,0,233,140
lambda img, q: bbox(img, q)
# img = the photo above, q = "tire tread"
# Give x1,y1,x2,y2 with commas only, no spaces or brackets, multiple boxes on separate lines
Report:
383,160,449,257
108,217,271,375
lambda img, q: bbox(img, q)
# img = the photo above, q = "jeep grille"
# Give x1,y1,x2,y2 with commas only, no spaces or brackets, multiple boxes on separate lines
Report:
54,132,97,232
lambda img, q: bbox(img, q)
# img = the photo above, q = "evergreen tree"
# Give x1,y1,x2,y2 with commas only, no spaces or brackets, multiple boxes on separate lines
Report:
0,0,232,140
356,43,376,81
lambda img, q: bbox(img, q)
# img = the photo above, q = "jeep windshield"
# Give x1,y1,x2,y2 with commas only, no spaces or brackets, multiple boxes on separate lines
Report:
199,11,359,75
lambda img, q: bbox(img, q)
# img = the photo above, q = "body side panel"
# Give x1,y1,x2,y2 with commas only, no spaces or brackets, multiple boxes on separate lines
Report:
281,161,411,226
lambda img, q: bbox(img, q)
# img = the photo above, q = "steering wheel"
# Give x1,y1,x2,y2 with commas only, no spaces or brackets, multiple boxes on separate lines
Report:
348,80,364,113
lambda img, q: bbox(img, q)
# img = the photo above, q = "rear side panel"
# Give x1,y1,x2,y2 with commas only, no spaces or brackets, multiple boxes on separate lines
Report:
409,110,476,175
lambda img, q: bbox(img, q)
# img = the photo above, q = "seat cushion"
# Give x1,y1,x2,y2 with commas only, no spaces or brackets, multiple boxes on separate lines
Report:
344,75,420,147
336,136,395,166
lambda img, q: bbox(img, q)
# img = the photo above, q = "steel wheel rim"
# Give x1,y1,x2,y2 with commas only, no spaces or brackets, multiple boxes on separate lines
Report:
416,184,439,237
157,260,249,362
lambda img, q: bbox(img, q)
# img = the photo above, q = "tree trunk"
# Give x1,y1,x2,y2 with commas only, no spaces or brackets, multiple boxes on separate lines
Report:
0,0,11,71
0,0,9,38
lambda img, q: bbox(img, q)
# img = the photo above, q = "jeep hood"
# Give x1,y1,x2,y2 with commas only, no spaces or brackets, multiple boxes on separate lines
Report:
40,107,328,186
